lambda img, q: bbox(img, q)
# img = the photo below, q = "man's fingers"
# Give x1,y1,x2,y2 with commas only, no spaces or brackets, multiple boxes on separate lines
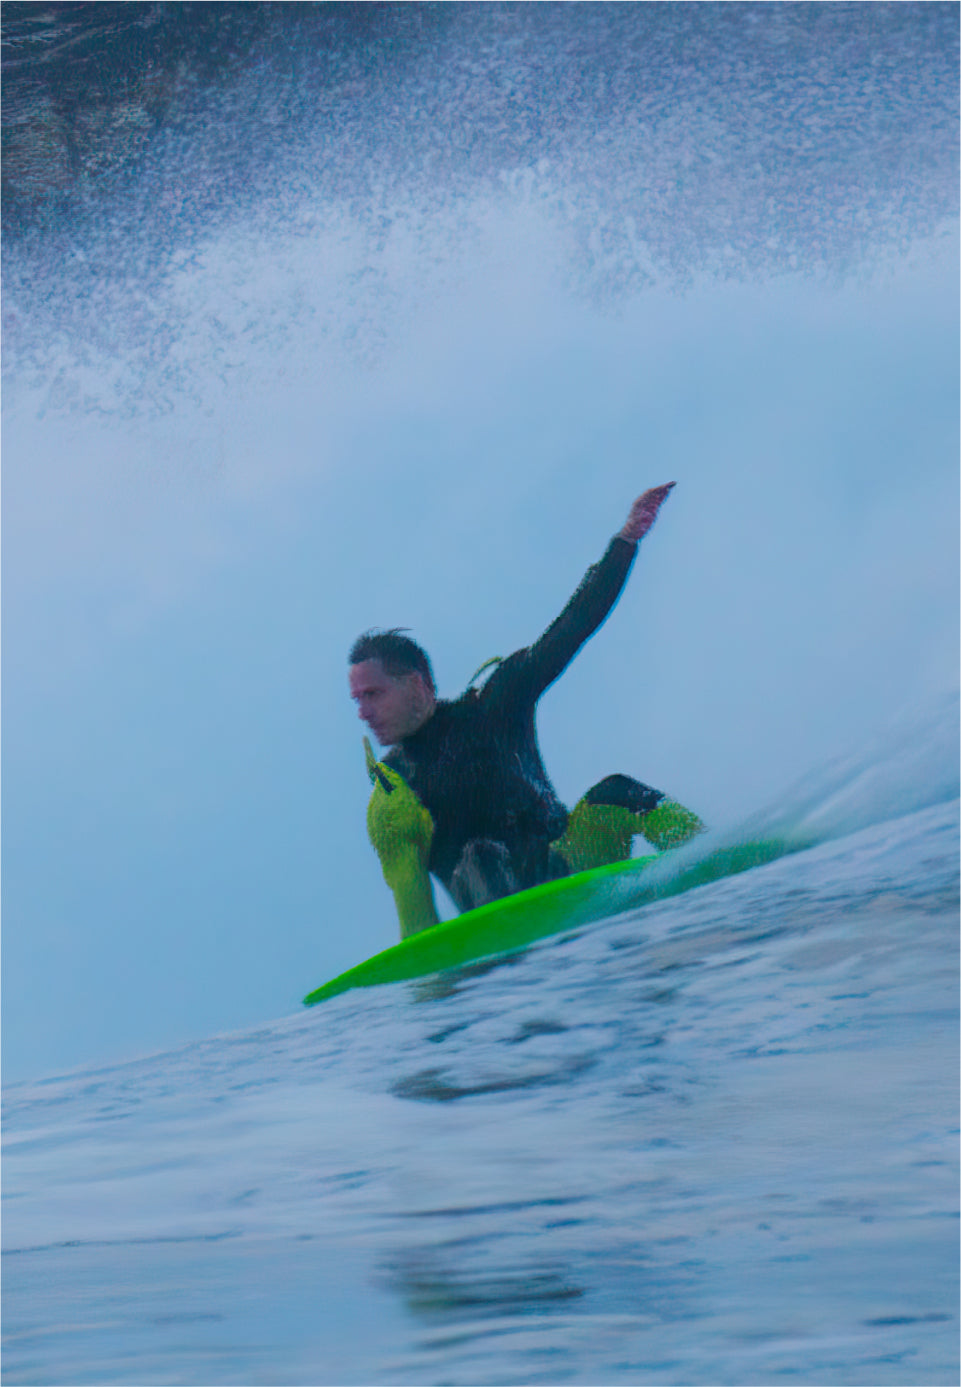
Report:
636,485,675,514
620,482,677,540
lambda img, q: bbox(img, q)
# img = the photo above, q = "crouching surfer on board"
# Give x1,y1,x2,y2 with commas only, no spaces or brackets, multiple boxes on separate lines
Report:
348,483,703,938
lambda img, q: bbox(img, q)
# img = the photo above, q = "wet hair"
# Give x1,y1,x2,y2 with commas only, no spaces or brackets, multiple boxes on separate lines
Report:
349,628,435,692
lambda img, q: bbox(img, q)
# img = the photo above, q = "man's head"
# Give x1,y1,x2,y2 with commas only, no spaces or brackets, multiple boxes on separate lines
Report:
348,629,436,746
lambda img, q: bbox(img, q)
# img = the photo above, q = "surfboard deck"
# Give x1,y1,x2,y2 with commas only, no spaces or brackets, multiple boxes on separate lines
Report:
303,837,794,1007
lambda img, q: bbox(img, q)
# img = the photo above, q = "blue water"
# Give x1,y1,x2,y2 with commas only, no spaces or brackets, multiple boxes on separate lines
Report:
4,796,958,1385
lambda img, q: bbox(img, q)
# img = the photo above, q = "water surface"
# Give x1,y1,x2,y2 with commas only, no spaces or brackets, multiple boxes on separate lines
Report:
4,801,957,1384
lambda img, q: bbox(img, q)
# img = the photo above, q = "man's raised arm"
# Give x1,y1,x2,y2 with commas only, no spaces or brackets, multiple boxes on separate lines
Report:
490,483,677,703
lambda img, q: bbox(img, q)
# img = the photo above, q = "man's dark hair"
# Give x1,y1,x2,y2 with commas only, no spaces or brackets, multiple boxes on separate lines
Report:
349,629,435,692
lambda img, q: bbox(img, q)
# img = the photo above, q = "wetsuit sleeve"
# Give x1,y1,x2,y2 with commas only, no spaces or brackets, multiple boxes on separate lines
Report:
487,536,638,706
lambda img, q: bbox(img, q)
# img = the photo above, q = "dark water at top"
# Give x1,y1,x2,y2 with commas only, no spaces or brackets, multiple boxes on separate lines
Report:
3,2,958,412
4,2,957,256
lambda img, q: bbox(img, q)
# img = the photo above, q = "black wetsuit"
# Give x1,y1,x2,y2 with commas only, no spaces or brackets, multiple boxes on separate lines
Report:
383,536,640,907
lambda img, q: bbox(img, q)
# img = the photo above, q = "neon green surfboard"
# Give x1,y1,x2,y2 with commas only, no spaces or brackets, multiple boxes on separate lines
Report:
303,836,796,1007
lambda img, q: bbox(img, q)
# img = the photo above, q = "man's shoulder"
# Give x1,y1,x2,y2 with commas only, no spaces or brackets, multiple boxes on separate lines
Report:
473,649,536,710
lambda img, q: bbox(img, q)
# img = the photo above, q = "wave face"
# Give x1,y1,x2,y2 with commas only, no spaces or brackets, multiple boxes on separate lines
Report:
3,801,958,1385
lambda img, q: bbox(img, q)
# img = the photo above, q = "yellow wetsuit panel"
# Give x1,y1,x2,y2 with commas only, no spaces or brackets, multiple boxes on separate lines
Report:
554,802,640,875
364,739,439,939
637,799,704,851
556,797,704,873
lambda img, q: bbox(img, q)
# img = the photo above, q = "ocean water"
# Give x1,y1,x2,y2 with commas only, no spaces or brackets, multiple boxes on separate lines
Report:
3,7,958,1384
4,795,958,1386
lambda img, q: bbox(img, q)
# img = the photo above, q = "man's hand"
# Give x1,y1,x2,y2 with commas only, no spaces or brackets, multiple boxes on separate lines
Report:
619,482,676,543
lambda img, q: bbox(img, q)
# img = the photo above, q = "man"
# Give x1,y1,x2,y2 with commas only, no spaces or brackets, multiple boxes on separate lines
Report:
349,483,703,938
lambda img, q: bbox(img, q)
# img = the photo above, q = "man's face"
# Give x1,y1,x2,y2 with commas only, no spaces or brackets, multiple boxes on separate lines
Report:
349,659,434,746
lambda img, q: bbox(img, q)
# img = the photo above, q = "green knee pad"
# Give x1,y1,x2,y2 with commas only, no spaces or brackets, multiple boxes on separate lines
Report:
556,796,704,873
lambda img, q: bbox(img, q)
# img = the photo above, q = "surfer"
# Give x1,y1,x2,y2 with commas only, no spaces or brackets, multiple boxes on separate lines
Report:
349,483,703,937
